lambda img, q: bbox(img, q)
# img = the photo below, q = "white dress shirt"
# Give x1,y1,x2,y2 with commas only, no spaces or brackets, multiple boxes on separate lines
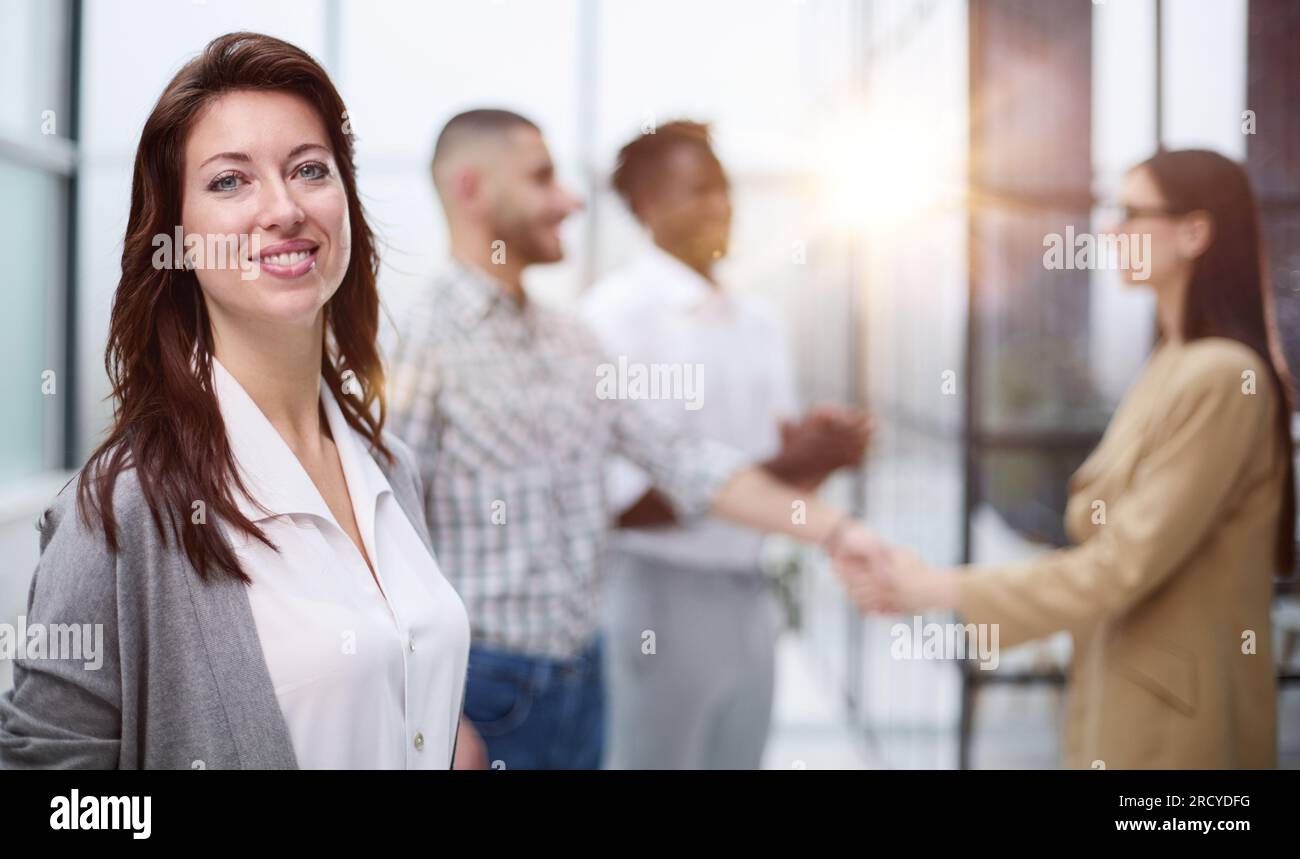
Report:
212,357,470,769
580,245,799,572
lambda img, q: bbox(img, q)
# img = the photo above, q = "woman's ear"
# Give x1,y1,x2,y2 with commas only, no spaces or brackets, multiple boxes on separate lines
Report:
1177,209,1215,261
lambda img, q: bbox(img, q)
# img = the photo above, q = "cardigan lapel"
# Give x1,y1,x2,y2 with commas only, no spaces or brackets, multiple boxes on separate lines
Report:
181,555,300,769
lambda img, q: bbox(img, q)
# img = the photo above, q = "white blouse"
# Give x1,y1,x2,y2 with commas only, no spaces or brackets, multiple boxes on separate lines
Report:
211,357,469,769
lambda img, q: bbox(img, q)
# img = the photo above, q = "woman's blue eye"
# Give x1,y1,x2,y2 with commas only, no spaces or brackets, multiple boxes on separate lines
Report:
209,173,241,192
298,162,329,180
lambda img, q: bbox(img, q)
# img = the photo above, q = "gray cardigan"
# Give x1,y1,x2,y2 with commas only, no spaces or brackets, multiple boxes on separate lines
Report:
0,432,450,769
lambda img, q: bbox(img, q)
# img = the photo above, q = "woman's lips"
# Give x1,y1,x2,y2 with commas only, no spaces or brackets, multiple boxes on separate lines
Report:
255,245,319,279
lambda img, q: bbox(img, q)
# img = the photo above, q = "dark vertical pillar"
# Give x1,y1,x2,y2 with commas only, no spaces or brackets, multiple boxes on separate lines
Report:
1246,0,1300,378
961,0,1094,770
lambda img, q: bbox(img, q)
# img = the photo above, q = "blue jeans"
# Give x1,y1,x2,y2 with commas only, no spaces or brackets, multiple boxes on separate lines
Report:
463,635,606,770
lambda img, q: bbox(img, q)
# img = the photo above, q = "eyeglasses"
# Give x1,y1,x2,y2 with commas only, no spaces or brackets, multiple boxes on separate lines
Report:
1102,203,1190,223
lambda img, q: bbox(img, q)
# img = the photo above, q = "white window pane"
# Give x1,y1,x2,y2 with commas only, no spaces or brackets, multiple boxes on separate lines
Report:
1162,0,1247,158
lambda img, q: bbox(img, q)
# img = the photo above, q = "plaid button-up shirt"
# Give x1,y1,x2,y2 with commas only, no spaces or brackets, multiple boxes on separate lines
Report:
387,261,747,659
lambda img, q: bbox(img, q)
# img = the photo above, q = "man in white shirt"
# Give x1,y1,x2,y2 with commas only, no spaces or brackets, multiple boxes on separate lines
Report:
581,121,869,769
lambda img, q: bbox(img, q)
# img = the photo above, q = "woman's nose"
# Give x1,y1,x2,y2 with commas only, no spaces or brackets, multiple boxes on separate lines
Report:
257,179,306,231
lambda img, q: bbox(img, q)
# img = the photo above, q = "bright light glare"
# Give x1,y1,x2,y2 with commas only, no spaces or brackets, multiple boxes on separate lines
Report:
810,103,962,232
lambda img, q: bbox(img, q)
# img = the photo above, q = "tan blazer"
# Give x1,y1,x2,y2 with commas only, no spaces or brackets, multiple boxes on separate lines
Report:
959,337,1288,769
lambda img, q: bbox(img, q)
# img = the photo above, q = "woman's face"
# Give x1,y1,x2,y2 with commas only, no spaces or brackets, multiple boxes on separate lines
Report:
1115,164,1209,288
180,89,350,332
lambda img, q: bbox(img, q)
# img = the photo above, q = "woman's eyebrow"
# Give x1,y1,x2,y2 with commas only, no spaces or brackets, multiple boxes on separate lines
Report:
198,142,331,169
199,151,252,168
285,142,332,160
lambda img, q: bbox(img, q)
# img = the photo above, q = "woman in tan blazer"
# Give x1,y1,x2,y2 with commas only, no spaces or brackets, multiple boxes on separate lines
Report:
846,149,1296,769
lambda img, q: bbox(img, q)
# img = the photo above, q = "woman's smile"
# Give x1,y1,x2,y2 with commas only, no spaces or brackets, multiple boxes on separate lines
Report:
255,238,321,279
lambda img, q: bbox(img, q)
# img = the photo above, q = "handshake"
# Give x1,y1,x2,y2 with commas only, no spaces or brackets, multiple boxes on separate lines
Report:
821,520,960,615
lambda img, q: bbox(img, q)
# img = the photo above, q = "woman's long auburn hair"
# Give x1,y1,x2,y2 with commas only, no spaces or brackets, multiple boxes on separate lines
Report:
1140,148,1297,575
77,31,391,583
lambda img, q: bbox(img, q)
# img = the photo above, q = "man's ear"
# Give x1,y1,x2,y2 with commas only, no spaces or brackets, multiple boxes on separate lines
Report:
452,165,483,209
1178,209,1215,261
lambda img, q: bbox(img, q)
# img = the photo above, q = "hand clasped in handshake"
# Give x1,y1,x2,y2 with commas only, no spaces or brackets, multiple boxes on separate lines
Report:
825,525,960,615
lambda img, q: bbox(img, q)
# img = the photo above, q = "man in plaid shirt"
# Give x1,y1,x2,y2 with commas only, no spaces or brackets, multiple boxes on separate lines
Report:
389,109,883,770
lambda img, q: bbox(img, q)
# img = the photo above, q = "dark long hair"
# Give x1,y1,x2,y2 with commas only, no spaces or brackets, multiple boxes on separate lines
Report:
1140,148,1296,574
77,32,391,582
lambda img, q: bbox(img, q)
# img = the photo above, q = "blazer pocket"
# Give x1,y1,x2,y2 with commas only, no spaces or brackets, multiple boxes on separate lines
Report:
1115,635,1198,717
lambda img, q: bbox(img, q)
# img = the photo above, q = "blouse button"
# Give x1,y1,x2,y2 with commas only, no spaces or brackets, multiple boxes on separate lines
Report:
408,634,416,652
413,732,425,751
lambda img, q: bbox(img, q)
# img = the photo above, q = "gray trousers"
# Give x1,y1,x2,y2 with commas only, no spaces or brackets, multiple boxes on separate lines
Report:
603,552,781,770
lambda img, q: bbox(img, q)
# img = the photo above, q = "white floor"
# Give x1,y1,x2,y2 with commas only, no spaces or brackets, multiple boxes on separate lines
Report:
763,629,1300,770
761,632,874,770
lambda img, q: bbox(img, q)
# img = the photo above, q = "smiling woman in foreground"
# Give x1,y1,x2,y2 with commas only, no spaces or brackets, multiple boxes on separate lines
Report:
0,32,470,769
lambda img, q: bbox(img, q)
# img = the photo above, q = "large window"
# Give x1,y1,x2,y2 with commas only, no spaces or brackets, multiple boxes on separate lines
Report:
811,0,1300,769
0,0,77,485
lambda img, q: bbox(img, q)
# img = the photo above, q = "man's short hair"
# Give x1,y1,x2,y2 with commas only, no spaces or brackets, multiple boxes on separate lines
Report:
431,108,539,180
611,120,720,215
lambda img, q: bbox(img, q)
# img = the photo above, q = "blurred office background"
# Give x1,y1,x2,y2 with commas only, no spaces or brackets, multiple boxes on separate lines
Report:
1,0,1296,767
